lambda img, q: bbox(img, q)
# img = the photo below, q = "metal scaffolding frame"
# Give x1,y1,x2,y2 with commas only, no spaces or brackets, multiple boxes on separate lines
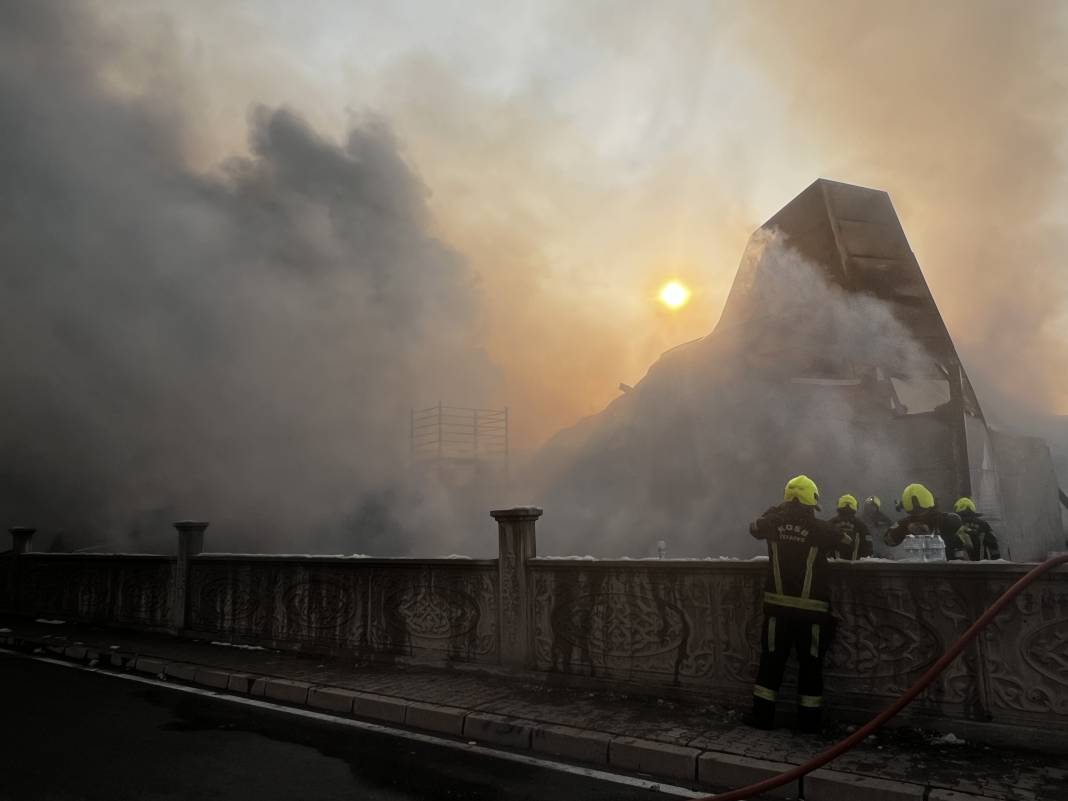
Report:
410,403,509,473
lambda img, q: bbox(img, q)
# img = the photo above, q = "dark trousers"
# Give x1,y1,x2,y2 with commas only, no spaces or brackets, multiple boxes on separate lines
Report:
751,613,830,731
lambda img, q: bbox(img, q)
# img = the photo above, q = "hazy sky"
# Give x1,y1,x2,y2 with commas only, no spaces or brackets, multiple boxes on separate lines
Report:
57,1,1068,445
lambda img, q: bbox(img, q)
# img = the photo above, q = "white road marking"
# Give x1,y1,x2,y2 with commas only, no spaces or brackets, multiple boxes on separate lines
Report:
0,648,708,798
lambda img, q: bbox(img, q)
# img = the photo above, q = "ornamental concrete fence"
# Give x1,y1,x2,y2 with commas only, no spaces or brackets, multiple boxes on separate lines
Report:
2,509,1066,749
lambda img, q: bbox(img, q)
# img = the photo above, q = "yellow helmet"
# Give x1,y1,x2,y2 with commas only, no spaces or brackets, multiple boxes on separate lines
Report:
838,494,858,511
954,497,977,514
901,483,935,512
865,496,881,509
784,475,820,507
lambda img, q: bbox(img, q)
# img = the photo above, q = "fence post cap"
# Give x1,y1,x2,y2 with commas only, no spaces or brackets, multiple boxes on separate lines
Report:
173,520,210,532
490,507,543,521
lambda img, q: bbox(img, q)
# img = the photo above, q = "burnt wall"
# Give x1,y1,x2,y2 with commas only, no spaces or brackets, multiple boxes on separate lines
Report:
6,554,173,629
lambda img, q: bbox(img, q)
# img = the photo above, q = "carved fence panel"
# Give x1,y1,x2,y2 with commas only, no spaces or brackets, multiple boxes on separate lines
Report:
977,571,1068,724
529,559,1068,737
529,560,765,698
189,556,498,662
188,557,368,649
825,564,991,724
11,555,173,629
366,564,498,662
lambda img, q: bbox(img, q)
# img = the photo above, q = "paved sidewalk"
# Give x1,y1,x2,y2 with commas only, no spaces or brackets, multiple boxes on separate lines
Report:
1,617,1063,800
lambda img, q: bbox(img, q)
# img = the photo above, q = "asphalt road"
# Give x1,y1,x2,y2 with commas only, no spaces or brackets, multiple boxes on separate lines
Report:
0,652,690,801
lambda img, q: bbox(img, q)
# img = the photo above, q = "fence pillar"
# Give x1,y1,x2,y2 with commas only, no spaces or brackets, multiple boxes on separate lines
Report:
9,527,35,555
491,506,541,667
172,521,208,632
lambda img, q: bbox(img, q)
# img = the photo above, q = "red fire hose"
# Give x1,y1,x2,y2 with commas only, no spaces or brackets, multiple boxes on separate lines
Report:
697,553,1068,801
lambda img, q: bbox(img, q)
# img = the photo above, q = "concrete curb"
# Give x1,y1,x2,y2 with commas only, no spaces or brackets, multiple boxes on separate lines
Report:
308,687,358,714
806,769,925,801
194,667,231,690
263,678,313,705
163,662,199,682
226,672,257,693
63,645,89,661
0,632,1003,800
531,723,612,765
698,753,797,799
610,736,700,782
133,657,166,676
463,712,535,749
352,691,407,724
405,701,467,737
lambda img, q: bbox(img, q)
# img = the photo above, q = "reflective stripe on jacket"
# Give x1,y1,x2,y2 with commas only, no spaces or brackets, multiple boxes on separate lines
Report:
750,501,847,618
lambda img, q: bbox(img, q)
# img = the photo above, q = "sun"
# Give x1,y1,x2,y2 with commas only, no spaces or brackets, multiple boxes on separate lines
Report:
658,280,691,310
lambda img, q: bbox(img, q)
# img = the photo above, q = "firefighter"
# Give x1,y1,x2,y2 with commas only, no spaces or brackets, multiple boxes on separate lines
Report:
861,495,892,532
884,483,962,546
948,497,1001,561
830,494,873,560
748,475,851,732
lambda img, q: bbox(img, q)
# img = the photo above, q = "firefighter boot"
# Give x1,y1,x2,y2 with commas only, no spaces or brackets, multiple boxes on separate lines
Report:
747,696,776,730
797,704,822,734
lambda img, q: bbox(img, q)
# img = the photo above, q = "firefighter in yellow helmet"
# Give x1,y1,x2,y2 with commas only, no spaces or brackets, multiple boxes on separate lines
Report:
948,497,1001,561
861,495,892,532
830,494,873,560
885,483,962,547
747,475,851,732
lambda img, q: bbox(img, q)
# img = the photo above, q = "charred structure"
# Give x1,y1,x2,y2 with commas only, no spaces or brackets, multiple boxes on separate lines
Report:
534,180,1065,560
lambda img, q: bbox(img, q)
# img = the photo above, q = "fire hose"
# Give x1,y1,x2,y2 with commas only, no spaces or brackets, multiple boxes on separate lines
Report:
696,552,1068,801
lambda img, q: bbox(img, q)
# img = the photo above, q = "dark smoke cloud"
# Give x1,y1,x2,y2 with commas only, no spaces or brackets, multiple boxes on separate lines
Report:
0,3,496,553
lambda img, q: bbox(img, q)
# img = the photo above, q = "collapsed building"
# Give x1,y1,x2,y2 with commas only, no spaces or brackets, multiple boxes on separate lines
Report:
532,179,1067,560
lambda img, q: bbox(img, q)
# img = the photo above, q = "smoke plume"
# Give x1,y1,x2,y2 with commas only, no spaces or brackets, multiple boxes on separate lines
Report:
532,232,941,557
2,1,1066,555
0,3,495,553
731,0,1068,422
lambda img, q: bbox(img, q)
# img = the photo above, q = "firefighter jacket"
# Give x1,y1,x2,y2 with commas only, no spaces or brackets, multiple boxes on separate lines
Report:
949,513,1001,561
830,510,873,560
750,501,848,622
884,508,958,547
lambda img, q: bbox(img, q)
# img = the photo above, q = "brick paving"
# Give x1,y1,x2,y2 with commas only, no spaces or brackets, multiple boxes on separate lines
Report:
1,617,1063,800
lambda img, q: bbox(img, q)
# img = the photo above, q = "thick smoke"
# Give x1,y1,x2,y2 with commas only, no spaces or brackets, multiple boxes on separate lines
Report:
531,232,944,557
3,2,1066,557
0,3,496,554
728,0,1068,500
734,0,1068,422
65,2,1068,448
371,0,1068,444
